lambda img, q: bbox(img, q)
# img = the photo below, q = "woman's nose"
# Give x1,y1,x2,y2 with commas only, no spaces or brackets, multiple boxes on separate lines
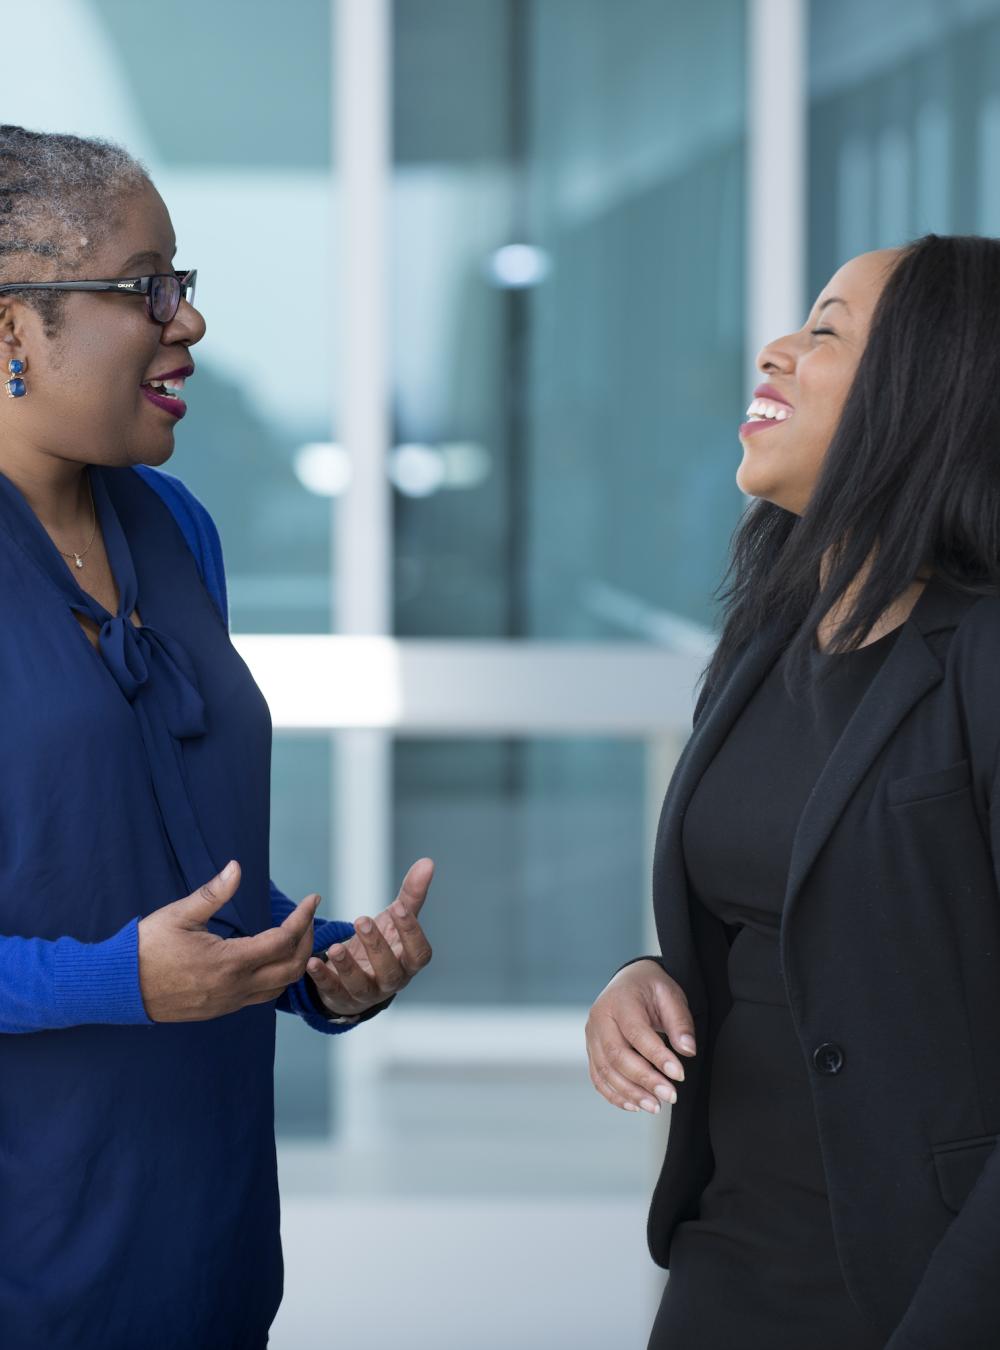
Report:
750,342,793,375
165,301,206,345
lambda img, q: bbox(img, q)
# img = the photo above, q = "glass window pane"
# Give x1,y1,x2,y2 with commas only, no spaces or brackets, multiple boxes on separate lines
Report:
391,0,747,641
272,733,334,1140
808,1,1000,293
395,737,648,1004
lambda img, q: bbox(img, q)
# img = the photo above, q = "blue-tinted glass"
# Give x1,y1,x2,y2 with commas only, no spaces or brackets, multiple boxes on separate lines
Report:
271,733,335,1139
391,0,746,642
390,0,745,1004
395,738,647,1004
808,0,1000,299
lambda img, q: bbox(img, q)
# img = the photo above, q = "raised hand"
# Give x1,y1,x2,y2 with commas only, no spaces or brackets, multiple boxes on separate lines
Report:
305,857,435,1018
137,859,321,1022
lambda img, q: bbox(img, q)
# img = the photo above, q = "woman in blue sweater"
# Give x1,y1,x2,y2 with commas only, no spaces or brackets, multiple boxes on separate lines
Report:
0,123,434,1348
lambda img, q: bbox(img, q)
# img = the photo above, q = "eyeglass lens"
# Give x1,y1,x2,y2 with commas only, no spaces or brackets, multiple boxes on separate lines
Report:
149,273,195,323
150,275,179,323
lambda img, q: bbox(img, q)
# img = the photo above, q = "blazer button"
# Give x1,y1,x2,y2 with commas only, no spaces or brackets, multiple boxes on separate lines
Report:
812,1042,844,1075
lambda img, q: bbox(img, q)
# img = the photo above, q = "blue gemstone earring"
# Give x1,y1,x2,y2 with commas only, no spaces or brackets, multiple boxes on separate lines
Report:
5,357,26,398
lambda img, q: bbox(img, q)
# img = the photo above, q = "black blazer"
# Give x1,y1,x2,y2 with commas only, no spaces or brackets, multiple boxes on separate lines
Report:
621,572,1000,1348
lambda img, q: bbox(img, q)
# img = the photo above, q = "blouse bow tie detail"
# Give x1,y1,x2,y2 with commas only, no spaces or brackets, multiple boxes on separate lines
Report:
80,604,208,740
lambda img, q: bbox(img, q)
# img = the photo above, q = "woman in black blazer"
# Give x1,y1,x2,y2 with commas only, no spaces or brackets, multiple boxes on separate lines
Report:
586,233,1000,1349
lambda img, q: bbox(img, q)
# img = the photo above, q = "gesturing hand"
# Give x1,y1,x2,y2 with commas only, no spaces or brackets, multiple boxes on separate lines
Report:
137,859,321,1023
305,857,435,1018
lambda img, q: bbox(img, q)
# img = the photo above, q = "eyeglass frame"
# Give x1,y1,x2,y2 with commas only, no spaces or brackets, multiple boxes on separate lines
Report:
0,269,197,324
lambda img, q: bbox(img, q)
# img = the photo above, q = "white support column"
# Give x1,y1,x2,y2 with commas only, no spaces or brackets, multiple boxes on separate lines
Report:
334,0,391,633
331,0,393,1145
746,0,808,396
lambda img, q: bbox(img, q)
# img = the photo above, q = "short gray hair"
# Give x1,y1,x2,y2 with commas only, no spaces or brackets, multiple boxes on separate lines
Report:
0,124,151,340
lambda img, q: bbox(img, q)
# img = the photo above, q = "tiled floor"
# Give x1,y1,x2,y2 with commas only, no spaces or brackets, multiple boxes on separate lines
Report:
269,1194,663,1350
270,1068,671,1348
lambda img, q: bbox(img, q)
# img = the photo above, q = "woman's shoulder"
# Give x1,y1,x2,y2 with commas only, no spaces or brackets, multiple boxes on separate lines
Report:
129,463,214,531
128,464,223,562
948,585,1000,654
128,464,229,627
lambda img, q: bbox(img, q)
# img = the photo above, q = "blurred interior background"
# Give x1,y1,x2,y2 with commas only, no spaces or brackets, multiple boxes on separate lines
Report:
12,0,1000,1344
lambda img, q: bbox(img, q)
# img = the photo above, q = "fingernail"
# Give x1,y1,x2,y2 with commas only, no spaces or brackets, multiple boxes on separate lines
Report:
624,1102,639,1112
639,1098,660,1114
392,901,406,918
222,859,237,879
654,1085,677,1104
357,918,372,933
664,1060,685,1081
679,1035,697,1054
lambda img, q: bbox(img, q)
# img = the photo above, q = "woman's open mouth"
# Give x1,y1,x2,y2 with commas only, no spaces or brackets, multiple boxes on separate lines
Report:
739,396,793,438
140,375,188,420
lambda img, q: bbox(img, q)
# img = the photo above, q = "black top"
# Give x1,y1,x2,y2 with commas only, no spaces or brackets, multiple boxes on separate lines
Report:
647,625,900,1350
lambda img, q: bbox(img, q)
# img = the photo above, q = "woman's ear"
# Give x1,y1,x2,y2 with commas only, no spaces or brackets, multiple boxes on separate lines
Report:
0,296,50,373
0,299,30,353
0,304,34,397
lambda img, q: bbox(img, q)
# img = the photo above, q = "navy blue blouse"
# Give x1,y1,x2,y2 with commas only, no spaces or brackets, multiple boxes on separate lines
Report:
0,462,377,1348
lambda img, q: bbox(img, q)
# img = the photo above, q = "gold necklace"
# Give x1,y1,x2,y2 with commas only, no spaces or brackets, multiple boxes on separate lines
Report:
53,475,97,570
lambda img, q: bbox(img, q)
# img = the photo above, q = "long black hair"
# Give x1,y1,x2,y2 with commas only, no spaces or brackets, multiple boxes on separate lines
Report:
695,232,1000,713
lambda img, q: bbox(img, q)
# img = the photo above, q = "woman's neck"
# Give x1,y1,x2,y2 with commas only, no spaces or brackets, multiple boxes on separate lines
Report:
816,551,931,651
0,448,92,533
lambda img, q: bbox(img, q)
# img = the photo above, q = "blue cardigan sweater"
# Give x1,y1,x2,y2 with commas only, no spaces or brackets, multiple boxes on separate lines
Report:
0,463,365,1037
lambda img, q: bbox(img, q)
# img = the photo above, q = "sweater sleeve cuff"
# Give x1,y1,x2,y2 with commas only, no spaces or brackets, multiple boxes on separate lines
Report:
280,973,355,1035
53,916,155,1027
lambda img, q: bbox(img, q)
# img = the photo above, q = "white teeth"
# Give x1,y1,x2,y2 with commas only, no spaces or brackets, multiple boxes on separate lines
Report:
745,397,792,421
142,376,185,393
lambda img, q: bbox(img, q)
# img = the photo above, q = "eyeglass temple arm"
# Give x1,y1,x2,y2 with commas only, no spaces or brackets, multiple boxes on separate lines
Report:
0,275,194,296
0,281,122,295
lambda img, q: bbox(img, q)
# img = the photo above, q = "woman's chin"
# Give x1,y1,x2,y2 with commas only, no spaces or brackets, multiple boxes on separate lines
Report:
125,441,176,470
735,463,796,508
735,464,774,498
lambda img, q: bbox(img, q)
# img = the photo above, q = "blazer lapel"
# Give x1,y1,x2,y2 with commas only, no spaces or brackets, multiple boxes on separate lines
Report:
652,573,974,1018
784,574,977,933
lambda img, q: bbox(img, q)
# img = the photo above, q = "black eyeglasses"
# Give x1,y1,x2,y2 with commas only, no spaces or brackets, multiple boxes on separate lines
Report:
0,269,197,324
